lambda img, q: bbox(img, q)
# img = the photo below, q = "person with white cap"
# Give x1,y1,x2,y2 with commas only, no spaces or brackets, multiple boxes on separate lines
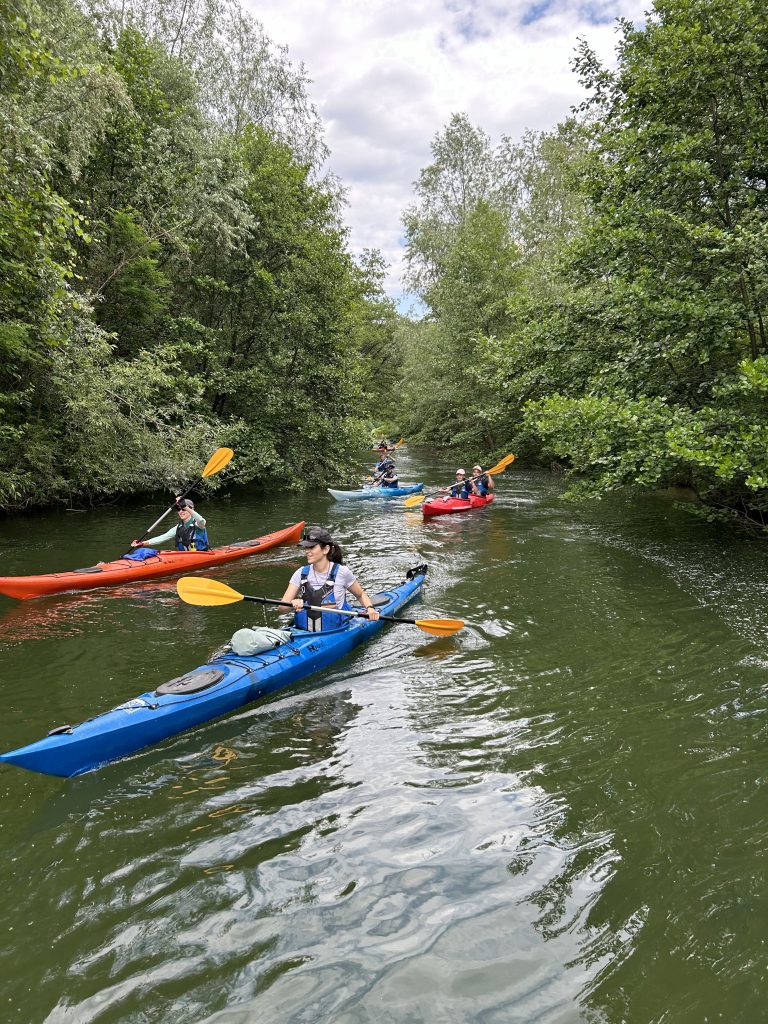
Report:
468,464,494,497
130,497,209,551
281,526,381,632
439,468,470,500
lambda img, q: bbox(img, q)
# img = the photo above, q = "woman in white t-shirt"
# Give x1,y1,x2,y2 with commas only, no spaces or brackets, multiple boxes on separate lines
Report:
281,527,381,632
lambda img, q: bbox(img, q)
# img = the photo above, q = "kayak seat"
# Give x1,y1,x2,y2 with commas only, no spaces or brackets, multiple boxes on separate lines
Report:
156,667,226,696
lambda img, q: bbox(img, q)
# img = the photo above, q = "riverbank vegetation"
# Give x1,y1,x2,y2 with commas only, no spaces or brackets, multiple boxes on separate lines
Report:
0,0,396,510
399,0,768,526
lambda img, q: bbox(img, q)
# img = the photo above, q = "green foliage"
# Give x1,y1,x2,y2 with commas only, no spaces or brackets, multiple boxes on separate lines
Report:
400,0,768,526
0,0,381,510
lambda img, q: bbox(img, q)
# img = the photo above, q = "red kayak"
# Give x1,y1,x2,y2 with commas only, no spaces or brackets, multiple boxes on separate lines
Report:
422,494,494,518
0,521,305,600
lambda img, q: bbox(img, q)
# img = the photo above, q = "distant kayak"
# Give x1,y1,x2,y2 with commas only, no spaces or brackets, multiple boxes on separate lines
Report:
0,567,427,777
328,483,424,500
422,494,494,518
0,521,305,600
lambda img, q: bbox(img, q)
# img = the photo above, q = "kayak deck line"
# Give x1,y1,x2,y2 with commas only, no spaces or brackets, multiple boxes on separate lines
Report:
0,568,428,778
0,521,306,600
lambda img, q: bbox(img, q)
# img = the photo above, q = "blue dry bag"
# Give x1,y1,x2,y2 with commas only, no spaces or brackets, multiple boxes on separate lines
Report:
122,547,159,561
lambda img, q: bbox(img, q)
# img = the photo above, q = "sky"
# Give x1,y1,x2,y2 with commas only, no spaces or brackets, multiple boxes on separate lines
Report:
242,0,647,311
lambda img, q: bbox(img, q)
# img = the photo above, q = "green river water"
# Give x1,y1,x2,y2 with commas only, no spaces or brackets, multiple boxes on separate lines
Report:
0,447,766,1023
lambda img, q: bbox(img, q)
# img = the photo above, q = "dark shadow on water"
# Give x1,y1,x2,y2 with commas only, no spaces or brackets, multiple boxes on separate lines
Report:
411,636,462,660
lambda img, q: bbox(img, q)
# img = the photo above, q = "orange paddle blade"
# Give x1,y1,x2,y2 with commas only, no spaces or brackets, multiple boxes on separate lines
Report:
414,617,464,636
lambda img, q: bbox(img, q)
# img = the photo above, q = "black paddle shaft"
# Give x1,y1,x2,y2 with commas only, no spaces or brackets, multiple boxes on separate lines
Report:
239,593,423,627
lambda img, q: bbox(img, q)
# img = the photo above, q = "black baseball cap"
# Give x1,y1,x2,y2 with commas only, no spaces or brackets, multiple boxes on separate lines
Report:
298,527,334,548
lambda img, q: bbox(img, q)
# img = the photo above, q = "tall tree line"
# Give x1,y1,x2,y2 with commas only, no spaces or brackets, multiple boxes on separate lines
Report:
0,0,395,509
400,0,768,526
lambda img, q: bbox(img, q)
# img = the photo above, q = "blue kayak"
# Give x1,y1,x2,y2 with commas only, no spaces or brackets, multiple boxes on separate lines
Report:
327,483,423,500
0,568,427,778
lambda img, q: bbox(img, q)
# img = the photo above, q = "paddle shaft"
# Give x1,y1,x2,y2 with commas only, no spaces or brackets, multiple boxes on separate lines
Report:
135,481,204,544
134,448,233,544
241,593,420,626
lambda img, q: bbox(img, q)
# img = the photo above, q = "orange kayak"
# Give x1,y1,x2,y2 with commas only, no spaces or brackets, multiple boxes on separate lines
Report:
422,494,494,518
0,521,305,600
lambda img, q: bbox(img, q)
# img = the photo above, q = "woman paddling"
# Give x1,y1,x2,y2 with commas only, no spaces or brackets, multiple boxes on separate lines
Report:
131,497,210,551
281,527,380,632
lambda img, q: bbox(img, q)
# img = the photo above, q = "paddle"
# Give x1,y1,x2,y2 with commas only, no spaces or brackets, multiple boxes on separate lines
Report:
176,576,465,637
133,447,234,545
403,453,516,508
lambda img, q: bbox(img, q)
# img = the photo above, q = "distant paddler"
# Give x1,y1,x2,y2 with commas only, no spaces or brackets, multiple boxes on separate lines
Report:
370,443,396,484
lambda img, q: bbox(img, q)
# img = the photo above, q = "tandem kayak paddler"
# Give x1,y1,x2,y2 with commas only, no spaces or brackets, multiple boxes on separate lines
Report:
0,566,432,778
422,494,495,518
0,521,305,600
328,483,424,500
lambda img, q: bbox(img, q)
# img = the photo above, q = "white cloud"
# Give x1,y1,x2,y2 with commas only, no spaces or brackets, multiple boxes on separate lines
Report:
242,0,646,304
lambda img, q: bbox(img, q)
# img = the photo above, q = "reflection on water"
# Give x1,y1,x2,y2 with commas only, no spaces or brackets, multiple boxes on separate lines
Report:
1,459,768,1023
0,581,180,644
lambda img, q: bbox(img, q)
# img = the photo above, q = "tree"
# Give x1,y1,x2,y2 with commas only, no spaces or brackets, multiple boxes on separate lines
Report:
523,0,768,521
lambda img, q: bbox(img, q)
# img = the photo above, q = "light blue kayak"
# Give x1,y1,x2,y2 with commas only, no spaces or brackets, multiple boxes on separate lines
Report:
328,483,424,500
0,568,427,778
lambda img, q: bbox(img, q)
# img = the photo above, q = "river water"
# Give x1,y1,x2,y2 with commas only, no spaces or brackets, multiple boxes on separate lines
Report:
1,448,766,1023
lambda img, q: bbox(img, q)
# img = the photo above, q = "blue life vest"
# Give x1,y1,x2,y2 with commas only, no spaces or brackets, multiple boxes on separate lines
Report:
471,474,489,496
380,472,399,488
294,563,352,631
175,519,209,551
450,481,470,498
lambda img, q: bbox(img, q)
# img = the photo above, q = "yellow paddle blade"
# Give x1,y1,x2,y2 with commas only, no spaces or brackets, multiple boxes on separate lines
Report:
415,617,464,637
202,447,234,478
177,576,244,606
394,438,406,448
485,452,516,475
403,492,427,508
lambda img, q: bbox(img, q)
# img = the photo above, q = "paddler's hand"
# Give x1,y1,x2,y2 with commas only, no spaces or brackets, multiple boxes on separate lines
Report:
363,606,380,621
291,598,304,612
130,539,140,547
